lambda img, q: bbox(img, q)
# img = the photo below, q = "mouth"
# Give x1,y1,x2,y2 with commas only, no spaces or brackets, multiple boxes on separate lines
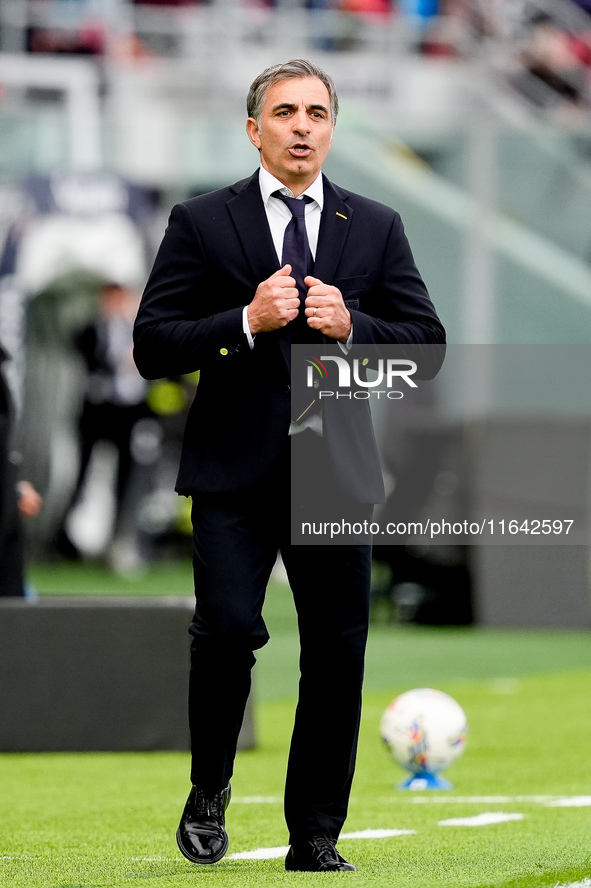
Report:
288,143,313,158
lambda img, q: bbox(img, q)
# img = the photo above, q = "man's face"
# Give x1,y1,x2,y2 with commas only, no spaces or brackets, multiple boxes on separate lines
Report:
247,76,334,196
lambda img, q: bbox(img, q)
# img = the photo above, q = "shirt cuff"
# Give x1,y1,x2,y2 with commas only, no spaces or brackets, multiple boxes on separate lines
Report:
338,322,353,353
242,305,255,350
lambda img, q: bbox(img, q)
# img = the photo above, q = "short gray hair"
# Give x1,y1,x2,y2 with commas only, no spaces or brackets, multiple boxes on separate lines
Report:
247,59,339,126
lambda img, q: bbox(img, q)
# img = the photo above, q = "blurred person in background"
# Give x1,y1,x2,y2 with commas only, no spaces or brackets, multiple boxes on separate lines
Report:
57,281,151,561
134,58,444,872
0,346,42,596
514,11,588,116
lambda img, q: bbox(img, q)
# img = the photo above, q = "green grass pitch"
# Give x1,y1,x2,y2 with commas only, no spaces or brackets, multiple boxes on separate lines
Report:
2,566,591,887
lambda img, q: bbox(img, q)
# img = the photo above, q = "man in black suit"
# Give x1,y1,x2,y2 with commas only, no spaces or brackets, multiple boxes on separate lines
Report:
134,58,445,872
0,346,43,597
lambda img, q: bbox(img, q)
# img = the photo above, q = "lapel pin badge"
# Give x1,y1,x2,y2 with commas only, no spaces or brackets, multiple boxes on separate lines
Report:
336,212,348,220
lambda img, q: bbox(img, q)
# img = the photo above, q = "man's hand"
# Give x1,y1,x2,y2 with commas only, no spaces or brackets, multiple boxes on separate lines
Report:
17,481,43,520
304,276,352,342
248,265,300,335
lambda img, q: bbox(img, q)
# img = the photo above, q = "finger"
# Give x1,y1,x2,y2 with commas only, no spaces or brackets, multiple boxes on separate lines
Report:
306,291,336,311
305,290,327,305
272,264,292,278
305,281,343,303
276,287,298,300
278,305,299,323
277,277,297,289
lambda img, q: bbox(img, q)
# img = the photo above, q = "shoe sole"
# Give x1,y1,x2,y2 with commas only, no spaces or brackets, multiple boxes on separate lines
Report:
176,828,229,865
285,864,357,872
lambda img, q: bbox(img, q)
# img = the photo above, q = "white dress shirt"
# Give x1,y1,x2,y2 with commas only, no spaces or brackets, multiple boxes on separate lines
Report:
241,167,351,435
259,165,324,262
242,167,323,347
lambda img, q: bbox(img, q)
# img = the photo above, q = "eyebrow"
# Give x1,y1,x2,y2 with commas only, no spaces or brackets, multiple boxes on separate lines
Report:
272,102,329,115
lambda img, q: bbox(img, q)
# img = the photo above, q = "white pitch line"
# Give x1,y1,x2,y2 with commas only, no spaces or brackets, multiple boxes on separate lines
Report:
410,795,558,804
439,813,524,827
341,829,416,839
1,856,41,860
232,796,283,804
553,880,591,888
227,829,415,860
547,796,591,807
228,846,290,860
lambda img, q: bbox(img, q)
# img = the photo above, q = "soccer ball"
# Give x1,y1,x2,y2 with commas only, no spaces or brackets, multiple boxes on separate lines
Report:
380,688,467,779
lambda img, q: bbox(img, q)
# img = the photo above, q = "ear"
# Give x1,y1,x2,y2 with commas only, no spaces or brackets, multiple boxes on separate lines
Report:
246,117,262,150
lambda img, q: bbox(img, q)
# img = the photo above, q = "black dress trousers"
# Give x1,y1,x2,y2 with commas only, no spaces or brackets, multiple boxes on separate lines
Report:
188,431,372,841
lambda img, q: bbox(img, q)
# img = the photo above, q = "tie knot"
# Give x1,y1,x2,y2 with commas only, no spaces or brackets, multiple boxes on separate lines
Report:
273,191,312,219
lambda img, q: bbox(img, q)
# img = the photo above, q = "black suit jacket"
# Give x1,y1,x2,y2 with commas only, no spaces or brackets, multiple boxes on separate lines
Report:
133,171,445,502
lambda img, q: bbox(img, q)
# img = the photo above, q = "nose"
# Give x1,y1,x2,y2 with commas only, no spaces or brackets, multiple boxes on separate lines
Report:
292,108,310,135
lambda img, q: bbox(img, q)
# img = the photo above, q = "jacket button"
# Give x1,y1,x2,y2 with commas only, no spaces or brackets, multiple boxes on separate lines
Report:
220,348,228,355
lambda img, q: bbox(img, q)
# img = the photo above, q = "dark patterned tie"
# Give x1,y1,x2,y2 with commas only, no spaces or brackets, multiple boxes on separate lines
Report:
273,191,320,421
273,192,314,335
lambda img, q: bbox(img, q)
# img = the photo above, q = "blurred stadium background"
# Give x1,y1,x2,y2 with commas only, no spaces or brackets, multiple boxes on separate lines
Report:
0,0,591,569
1,0,591,594
1,0,591,665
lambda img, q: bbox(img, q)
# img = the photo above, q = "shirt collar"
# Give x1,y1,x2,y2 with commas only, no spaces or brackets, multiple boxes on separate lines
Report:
259,166,324,210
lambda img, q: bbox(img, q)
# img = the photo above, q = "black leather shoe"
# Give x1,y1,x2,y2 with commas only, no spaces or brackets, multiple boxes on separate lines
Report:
176,783,231,864
285,835,357,872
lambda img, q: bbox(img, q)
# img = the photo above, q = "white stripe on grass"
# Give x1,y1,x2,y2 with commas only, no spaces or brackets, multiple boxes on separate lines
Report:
341,829,416,839
228,846,290,860
413,795,591,808
410,795,559,804
227,830,415,860
553,880,591,888
232,796,283,804
439,813,524,827
547,797,591,807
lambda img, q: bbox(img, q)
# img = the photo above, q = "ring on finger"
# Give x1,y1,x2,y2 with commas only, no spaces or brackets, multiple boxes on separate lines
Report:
313,307,318,317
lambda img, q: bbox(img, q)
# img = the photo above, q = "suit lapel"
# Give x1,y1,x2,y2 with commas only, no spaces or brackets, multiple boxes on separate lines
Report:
226,171,279,285
227,172,352,287
227,171,291,371
225,172,351,371
313,176,352,284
